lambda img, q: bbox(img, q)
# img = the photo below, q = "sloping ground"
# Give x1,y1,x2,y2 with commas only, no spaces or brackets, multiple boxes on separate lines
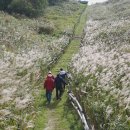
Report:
70,0,130,130
34,5,88,130
0,2,86,130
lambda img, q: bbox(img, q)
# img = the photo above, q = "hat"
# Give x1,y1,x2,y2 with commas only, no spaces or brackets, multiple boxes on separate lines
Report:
48,71,51,74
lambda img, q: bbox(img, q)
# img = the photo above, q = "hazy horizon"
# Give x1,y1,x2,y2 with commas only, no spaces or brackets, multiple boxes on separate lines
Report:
88,0,108,5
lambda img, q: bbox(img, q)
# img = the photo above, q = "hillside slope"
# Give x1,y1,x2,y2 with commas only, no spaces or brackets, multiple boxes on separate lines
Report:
70,0,130,129
0,2,86,129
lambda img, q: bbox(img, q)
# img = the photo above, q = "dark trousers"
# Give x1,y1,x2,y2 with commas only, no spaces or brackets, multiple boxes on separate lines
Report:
46,90,52,103
56,88,62,100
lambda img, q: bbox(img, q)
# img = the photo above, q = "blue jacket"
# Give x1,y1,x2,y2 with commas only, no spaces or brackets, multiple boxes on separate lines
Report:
55,75,66,89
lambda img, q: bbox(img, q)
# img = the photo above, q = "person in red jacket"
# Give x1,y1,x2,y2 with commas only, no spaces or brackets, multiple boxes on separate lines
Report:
44,71,55,104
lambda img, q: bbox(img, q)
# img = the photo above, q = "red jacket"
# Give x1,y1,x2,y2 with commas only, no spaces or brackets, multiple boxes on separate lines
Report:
44,75,55,91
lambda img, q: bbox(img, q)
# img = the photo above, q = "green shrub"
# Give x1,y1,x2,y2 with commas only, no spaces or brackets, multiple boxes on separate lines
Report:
38,24,54,34
0,0,68,16
31,0,48,10
9,0,34,17
48,0,68,5
8,0,48,17
0,0,12,10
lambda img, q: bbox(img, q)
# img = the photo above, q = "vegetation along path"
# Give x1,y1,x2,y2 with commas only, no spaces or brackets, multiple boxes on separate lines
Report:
34,4,88,130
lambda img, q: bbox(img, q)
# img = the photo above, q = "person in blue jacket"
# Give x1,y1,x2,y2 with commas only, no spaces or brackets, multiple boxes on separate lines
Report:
55,74,66,100
59,68,67,89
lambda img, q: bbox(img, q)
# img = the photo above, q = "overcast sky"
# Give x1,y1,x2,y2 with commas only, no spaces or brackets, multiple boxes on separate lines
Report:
88,0,108,5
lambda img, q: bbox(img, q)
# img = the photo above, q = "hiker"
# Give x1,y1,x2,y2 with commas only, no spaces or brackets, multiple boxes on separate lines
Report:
44,71,55,104
55,74,66,100
59,68,67,89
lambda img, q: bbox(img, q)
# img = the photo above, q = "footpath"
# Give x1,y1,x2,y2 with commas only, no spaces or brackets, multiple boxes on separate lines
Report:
34,5,88,130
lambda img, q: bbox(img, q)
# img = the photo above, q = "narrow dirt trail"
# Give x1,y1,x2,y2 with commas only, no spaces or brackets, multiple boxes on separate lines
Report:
43,38,81,130
43,6,87,130
44,109,58,130
43,6,88,129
